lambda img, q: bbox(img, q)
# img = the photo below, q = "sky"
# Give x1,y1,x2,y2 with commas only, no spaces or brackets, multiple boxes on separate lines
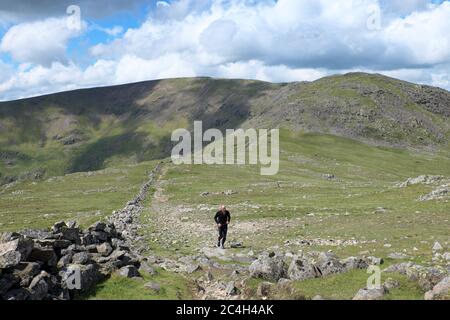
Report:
0,0,449,101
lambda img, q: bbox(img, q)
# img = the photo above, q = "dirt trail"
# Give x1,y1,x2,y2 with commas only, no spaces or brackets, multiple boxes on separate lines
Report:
141,163,254,300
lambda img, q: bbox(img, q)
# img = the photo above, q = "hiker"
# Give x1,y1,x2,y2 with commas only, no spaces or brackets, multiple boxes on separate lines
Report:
214,205,231,249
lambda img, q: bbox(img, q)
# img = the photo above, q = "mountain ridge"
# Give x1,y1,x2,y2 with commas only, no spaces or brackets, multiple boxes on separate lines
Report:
0,72,448,184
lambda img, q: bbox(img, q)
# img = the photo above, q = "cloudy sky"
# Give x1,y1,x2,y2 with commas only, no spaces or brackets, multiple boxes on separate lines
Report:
0,0,449,101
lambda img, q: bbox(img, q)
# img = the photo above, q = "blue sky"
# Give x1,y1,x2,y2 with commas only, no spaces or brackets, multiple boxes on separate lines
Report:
0,0,449,101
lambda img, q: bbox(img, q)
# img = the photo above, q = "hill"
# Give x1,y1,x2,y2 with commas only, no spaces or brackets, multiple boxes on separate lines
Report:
0,73,449,185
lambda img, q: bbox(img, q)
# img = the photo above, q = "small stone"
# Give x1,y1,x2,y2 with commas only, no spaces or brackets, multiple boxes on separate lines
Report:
96,243,113,257
72,252,90,265
225,281,240,296
256,282,273,297
118,265,141,278
145,282,161,293
432,242,443,251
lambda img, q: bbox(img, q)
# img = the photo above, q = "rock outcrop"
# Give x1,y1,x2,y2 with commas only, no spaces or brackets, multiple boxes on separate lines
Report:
0,220,141,300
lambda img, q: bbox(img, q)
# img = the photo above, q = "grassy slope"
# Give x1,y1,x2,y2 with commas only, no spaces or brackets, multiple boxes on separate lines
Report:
85,268,194,300
0,160,159,232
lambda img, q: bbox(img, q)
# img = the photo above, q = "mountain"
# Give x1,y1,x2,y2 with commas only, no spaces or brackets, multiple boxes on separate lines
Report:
0,72,449,184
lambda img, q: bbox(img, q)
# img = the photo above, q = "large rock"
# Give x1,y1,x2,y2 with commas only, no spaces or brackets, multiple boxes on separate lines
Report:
12,262,41,287
28,271,50,300
340,257,368,271
353,287,387,300
0,237,34,268
60,264,102,292
249,254,287,281
72,252,90,265
96,243,113,257
60,228,81,244
383,262,414,274
118,265,140,278
89,222,106,232
28,245,57,267
315,252,345,276
0,250,21,269
225,281,240,296
424,276,450,300
287,256,319,281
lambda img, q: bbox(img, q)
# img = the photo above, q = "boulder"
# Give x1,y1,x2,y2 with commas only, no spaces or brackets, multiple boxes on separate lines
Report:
60,228,81,244
28,271,50,300
139,262,157,276
52,221,67,234
71,252,90,265
0,237,34,268
353,287,387,300
424,276,450,300
80,233,97,246
57,254,73,269
96,243,113,257
89,222,106,232
256,282,273,297
383,262,414,274
0,232,21,243
35,239,72,249
0,250,21,269
29,245,57,267
60,264,102,292
225,281,240,296
91,231,108,242
315,252,345,276
118,265,140,278
340,257,368,271
145,281,161,293
12,262,41,287
388,252,411,260
249,254,287,281
287,257,319,281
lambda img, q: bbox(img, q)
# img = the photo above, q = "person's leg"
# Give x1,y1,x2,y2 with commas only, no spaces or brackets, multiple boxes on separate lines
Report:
217,228,222,247
221,226,228,248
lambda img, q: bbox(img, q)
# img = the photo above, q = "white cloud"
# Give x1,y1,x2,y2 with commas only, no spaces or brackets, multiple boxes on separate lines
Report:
0,17,85,66
1,0,450,101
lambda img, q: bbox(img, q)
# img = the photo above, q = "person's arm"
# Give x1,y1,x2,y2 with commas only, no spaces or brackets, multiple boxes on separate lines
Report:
227,212,231,224
214,212,220,225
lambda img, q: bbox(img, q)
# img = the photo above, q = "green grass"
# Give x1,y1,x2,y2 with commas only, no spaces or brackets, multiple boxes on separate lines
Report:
0,160,159,232
1,130,448,300
83,268,194,300
148,130,450,264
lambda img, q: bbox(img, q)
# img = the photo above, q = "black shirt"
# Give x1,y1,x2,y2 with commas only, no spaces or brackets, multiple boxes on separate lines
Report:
214,210,231,225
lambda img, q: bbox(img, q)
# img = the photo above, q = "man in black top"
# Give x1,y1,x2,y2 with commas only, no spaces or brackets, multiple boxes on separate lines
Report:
214,205,231,249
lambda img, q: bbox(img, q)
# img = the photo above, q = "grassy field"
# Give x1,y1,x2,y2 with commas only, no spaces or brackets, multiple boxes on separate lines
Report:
84,268,194,300
0,160,159,232
0,130,448,299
